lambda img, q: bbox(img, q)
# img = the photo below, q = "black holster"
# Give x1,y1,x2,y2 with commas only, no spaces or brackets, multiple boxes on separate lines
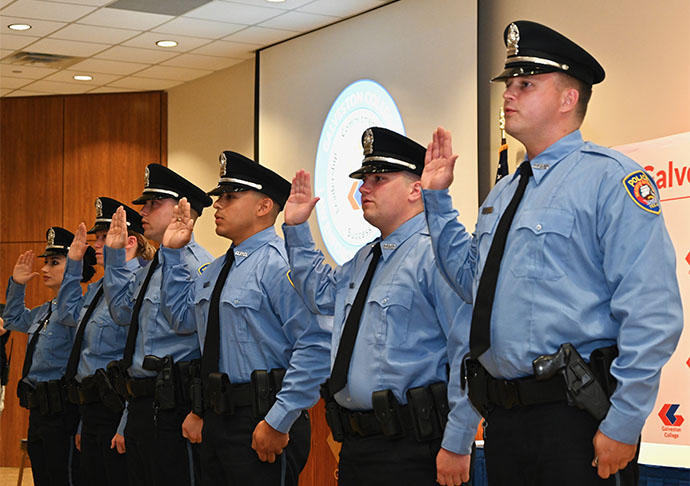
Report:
462,356,492,418
205,372,234,415
372,389,405,439
320,380,345,442
250,368,286,417
142,354,176,410
106,360,129,399
94,368,125,414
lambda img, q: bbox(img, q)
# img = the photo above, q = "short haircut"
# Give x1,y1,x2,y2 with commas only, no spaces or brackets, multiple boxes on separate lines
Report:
557,72,592,121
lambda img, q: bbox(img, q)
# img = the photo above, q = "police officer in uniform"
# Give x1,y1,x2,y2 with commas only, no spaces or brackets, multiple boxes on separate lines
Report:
160,151,330,485
421,20,683,486
284,127,479,486
4,227,96,486
103,164,213,486
57,198,154,486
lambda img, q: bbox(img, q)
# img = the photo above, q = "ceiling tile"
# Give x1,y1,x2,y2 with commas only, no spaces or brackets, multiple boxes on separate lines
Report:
107,76,182,90
0,0,15,9
94,45,178,63
152,17,245,39
0,76,33,89
184,1,281,24
41,0,114,6
222,25,293,45
0,16,67,37
0,88,11,95
5,89,53,96
0,48,14,58
297,0,385,17
0,33,40,50
23,78,91,93
27,38,109,57
49,23,140,44
161,52,243,70
77,7,172,30
0,0,96,22
258,10,337,32
190,39,258,59
43,69,121,85
87,86,137,93
0,63,57,79
68,58,148,75
121,32,212,52
134,64,212,81
227,0,312,9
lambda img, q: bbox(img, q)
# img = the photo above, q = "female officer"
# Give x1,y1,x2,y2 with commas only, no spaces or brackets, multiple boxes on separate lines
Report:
57,198,154,486
4,226,95,486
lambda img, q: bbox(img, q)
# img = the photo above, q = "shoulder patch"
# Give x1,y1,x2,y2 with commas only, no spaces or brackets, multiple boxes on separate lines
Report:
286,269,295,288
622,171,661,215
198,263,210,275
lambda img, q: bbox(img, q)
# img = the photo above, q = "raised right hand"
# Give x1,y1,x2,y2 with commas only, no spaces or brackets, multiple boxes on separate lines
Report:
106,206,128,249
68,223,89,261
12,250,39,285
421,127,459,191
284,170,320,226
162,197,193,249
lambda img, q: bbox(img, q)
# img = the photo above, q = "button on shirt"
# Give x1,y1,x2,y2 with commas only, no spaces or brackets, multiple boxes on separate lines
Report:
283,213,480,455
423,130,683,444
4,280,75,387
103,236,212,378
160,226,330,433
57,257,142,381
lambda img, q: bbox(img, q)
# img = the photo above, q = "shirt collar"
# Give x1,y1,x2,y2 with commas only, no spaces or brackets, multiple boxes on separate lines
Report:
518,130,585,184
231,226,276,265
377,212,425,261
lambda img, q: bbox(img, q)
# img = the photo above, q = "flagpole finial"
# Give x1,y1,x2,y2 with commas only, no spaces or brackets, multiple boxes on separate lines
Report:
499,107,506,140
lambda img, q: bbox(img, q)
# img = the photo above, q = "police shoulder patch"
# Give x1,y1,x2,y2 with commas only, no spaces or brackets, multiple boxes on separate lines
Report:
622,171,661,215
198,263,210,275
286,270,295,289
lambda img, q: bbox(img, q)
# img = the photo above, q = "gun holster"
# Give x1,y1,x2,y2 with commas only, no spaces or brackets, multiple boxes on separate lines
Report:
94,368,125,414
106,360,129,399
462,356,492,418
320,380,345,442
142,354,176,410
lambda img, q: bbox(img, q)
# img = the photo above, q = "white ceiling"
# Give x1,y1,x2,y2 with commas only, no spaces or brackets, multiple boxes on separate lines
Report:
0,0,391,97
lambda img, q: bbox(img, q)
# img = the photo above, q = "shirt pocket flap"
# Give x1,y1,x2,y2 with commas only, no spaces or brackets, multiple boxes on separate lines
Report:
515,208,574,237
224,288,263,310
367,286,414,310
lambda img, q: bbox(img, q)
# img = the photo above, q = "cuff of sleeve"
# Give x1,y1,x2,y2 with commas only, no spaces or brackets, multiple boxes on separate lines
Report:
598,404,645,445
441,420,479,455
7,278,26,298
104,246,126,267
282,222,315,248
65,257,83,276
264,401,300,434
160,247,183,266
422,188,454,215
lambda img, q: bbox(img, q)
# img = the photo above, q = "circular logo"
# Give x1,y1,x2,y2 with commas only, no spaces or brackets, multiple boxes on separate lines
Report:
314,79,405,264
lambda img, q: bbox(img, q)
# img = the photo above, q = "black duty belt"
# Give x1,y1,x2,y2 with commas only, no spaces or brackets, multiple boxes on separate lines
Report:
126,377,156,399
66,377,101,406
338,404,418,438
485,372,568,409
204,381,253,414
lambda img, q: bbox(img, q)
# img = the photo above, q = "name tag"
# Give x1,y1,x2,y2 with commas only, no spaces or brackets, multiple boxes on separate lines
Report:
482,207,494,214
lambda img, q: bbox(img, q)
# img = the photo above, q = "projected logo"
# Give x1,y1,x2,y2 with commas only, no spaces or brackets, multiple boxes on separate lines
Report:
314,79,404,264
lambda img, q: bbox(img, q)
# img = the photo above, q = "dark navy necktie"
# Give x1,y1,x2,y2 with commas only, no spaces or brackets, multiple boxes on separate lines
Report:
21,301,52,381
201,249,234,379
64,284,104,381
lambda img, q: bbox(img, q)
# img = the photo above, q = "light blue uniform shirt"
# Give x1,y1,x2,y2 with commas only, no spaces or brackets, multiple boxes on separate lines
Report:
283,213,481,455
423,130,683,445
103,236,212,378
4,279,75,387
160,226,331,434
57,257,142,381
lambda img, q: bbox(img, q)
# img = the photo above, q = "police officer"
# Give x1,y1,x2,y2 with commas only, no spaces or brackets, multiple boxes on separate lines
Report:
421,20,683,486
4,227,96,486
103,164,213,486
284,127,479,486
57,198,155,486
159,152,330,485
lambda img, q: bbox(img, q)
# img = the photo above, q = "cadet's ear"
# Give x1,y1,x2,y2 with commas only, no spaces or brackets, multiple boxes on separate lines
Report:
256,196,275,217
560,86,580,115
409,179,423,203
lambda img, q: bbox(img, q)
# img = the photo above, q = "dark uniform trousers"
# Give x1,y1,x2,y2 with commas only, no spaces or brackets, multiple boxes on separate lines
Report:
200,407,311,486
484,401,639,486
124,397,202,486
27,402,81,486
337,433,444,486
79,402,129,486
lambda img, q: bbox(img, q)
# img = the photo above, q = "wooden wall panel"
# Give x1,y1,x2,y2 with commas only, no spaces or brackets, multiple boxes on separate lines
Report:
62,92,166,231
0,241,58,467
0,96,64,243
299,400,339,486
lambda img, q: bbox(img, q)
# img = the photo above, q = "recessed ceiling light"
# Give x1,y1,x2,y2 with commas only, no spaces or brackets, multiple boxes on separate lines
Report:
8,23,32,31
73,75,93,81
156,40,178,48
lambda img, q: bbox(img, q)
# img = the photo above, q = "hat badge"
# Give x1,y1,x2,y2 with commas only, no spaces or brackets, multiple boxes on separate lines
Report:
144,167,150,188
95,198,103,218
219,153,227,177
363,129,374,155
506,23,520,56
47,228,56,246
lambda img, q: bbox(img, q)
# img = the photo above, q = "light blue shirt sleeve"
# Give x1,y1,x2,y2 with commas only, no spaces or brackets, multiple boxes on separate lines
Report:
55,257,86,328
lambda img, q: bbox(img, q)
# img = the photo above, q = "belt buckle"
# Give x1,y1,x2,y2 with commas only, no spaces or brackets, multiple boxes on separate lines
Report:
498,380,521,409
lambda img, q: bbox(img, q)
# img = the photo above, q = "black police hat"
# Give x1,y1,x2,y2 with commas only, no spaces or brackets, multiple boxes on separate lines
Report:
207,151,291,210
349,127,426,180
491,20,605,85
87,197,145,235
132,164,212,216
38,227,74,257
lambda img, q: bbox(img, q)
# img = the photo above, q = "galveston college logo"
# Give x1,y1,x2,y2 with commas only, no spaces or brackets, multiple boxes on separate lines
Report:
314,79,404,264
658,404,684,440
